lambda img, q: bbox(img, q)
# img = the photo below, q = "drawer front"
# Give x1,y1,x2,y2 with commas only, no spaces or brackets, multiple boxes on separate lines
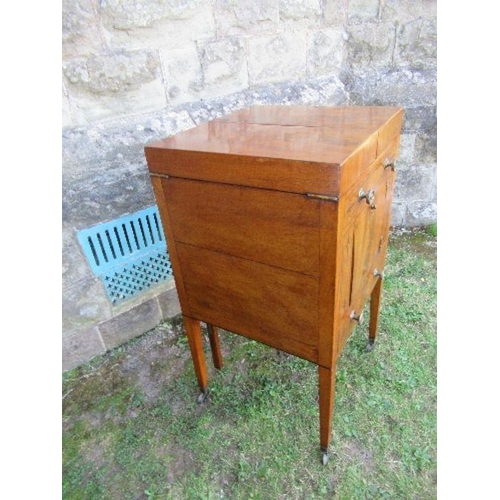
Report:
177,242,319,362
162,177,321,276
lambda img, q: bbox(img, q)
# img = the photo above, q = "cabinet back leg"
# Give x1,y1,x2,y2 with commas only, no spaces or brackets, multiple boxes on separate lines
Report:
368,277,383,350
206,323,223,369
183,316,209,392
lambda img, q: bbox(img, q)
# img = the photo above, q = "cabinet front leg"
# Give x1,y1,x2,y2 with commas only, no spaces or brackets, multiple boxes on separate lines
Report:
318,365,336,465
207,323,223,370
368,277,383,351
183,316,209,402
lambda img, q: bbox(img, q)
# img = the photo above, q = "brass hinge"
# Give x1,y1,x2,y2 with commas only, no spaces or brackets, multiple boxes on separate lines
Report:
150,173,170,179
305,193,339,202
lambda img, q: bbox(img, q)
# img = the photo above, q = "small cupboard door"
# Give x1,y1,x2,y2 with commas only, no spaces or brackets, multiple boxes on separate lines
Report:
336,159,396,355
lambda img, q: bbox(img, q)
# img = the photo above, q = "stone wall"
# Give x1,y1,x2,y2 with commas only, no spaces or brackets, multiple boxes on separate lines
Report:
62,0,437,370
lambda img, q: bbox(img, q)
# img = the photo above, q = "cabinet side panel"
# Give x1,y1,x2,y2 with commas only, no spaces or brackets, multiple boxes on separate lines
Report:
162,177,321,276
177,243,319,356
150,176,192,316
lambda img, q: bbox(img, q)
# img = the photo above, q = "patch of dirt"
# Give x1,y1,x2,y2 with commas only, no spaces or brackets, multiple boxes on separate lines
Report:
344,441,376,473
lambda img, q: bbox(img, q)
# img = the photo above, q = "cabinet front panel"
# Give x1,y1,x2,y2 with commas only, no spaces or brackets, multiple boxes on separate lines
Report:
177,242,319,357
163,177,321,276
336,153,397,356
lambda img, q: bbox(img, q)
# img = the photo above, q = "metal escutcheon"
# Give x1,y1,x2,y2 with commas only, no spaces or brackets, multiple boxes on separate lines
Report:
358,188,376,209
350,310,365,325
384,160,396,172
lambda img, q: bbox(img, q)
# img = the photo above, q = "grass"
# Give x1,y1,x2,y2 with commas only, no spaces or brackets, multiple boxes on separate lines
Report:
62,227,437,499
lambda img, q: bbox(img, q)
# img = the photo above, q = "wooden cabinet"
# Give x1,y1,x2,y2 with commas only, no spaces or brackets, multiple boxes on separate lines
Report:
145,105,403,464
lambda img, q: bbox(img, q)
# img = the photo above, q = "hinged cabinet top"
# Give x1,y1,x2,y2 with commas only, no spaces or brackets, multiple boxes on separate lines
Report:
145,105,403,197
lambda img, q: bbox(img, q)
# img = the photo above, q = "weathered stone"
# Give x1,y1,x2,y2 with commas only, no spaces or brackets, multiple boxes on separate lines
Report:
99,297,162,350
62,109,194,170
248,32,307,85
161,44,204,105
347,0,380,23
394,163,437,206
99,0,216,49
62,160,156,229
381,0,437,23
402,106,436,133
343,68,437,108
215,0,278,36
62,50,167,124
308,29,346,77
198,37,248,97
62,326,106,371
62,0,104,59
414,130,437,164
62,225,93,288
279,0,322,28
395,18,437,69
346,22,396,69
405,201,437,227
62,278,112,332
397,132,417,166
62,85,74,129
184,94,249,125
324,0,348,26
390,201,406,227
157,285,182,319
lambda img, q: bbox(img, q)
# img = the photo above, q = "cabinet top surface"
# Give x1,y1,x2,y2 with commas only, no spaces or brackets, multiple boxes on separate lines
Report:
146,106,403,165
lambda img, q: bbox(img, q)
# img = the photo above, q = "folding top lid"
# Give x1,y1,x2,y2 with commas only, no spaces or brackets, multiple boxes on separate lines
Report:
145,106,403,197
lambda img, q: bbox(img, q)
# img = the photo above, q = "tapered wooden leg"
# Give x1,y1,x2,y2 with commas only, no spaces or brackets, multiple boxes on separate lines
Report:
206,323,223,370
319,365,336,465
183,316,209,400
368,277,383,351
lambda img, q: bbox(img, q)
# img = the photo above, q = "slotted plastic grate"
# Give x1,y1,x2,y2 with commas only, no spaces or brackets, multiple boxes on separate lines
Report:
77,206,173,305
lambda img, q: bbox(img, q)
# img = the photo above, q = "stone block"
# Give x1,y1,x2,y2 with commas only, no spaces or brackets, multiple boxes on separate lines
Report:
62,109,195,170
161,43,204,105
248,32,307,85
62,278,112,332
346,22,396,69
343,68,437,108
62,159,156,229
390,201,406,228
324,0,348,26
62,87,74,129
397,132,416,166
62,225,92,288
62,327,106,371
157,285,182,319
215,0,279,36
347,0,380,24
395,18,437,69
99,297,162,350
402,106,437,133
414,130,437,164
393,163,437,205
198,37,248,97
99,0,216,50
279,0,322,28
307,29,346,77
381,0,437,23
62,50,167,125
406,201,437,226
62,0,104,59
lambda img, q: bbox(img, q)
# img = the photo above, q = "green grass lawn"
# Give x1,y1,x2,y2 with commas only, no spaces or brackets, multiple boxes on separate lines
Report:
62,228,437,499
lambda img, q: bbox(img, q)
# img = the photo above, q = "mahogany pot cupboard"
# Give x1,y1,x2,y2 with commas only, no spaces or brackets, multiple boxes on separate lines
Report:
144,105,404,464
